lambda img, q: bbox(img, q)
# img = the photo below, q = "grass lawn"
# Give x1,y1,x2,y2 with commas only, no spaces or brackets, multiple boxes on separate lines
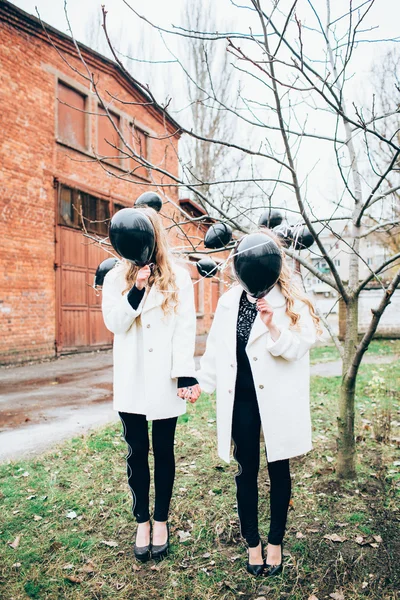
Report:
0,358,399,599
310,339,400,364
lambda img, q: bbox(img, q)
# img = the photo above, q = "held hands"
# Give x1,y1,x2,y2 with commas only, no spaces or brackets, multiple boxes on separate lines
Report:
256,297,281,342
135,265,151,290
177,384,202,404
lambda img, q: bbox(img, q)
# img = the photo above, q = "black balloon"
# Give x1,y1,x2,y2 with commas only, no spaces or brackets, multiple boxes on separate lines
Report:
259,209,283,229
196,257,218,278
135,191,163,213
109,208,155,266
204,222,233,249
233,233,282,299
273,223,293,248
291,225,314,250
94,257,118,288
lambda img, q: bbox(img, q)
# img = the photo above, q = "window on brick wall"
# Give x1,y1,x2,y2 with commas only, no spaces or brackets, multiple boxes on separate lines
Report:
58,185,110,235
98,106,121,166
57,81,87,149
188,262,204,315
211,279,221,313
128,124,149,177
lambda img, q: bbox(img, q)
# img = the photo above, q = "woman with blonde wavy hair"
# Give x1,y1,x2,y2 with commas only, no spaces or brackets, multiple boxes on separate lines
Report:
102,206,201,563
197,228,321,578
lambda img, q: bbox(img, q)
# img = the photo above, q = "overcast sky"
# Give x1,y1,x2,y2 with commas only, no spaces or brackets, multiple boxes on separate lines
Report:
10,0,400,221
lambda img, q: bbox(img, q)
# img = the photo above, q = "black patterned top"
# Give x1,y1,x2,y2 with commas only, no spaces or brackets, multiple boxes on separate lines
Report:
235,290,258,397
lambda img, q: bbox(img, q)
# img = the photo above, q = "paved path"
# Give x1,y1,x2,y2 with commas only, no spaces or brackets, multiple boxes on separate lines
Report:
310,353,396,377
0,351,117,462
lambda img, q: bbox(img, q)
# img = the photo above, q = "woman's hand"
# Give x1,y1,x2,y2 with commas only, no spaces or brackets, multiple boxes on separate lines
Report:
135,265,151,290
256,298,281,341
177,384,202,404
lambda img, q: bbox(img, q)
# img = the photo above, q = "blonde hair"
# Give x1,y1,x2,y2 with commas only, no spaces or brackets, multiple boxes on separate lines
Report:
244,227,322,335
122,207,178,315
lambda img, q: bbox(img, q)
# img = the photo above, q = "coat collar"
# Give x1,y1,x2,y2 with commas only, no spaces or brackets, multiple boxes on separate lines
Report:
218,284,286,347
219,284,286,309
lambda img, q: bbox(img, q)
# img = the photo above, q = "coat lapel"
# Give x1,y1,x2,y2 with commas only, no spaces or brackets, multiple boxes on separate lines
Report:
247,285,286,347
141,284,164,314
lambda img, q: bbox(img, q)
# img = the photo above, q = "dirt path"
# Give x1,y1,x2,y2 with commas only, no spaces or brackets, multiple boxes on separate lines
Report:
310,353,396,377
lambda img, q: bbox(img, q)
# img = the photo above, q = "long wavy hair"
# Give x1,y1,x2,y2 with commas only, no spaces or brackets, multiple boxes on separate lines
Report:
242,227,322,334
122,207,178,315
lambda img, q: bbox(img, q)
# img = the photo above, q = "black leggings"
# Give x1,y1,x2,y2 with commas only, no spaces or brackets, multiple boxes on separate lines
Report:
119,412,178,523
232,393,291,547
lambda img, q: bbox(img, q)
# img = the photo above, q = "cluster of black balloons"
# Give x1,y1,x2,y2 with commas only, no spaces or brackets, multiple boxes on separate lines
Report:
94,197,314,299
258,209,314,250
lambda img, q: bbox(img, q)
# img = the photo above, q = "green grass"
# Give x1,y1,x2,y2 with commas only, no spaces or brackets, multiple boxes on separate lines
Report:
310,338,400,364
0,359,399,600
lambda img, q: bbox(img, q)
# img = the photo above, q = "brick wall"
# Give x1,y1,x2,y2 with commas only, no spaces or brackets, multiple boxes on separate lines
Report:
0,3,230,364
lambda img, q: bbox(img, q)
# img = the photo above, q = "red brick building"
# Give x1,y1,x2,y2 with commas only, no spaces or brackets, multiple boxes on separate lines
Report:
0,0,228,364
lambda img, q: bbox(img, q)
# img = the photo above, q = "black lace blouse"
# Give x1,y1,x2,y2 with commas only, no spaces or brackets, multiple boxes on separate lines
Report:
235,290,258,397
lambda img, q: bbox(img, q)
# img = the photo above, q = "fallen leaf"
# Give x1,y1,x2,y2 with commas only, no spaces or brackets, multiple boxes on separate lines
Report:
306,528,319,533
151,564,160,571
308,595,319,600
362,582,368,589
329,592,345,600
66,511,77,520
337,522,348,528
22,472,29,477
65,575,81,584
355,536,365,545
369,542,379,548
326,456,334,463
26,495,36,500
324,534,347,543
132,564,141,571
100,540,118,547
8,535,21,549
373,535,382,543
81,560,96,573
63,564,74,570
254,597,267,600
12,563,21,569
202,552,211,559
177,530,191,542
296,532,305,539
12,510,20,515
33,515,42,521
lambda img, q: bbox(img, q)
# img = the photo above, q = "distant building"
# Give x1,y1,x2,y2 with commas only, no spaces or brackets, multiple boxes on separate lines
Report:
0,1,226,364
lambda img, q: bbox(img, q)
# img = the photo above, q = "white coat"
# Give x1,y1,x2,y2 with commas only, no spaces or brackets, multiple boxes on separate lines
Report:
102,261,197,420
197,284,317,463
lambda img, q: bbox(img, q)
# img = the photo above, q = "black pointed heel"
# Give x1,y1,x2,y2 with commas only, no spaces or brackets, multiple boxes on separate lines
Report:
246,541,265,577
265,543,283,577
134,523,151,563
152,522,170,561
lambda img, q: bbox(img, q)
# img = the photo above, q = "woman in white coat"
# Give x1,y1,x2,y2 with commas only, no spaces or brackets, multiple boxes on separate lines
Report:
197,230,321,577
102,207,201,562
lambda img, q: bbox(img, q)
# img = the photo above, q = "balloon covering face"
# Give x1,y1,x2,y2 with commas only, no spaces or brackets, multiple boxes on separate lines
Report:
259,209,283,229
204,222,233,249
291,225,314,250
196,257,218,278
273,223,293,248
233,233,282,299
109,208,155,266
135,191,163,213
94,257,118,288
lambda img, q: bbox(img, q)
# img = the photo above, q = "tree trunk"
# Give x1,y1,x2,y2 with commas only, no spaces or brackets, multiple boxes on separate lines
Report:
336,298,358,479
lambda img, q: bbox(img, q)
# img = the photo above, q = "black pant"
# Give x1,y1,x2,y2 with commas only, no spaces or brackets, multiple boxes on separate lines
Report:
119,412,178,523
232,391,291,547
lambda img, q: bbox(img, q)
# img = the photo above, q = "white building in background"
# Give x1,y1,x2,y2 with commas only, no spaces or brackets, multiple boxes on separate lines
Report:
301,222,393,334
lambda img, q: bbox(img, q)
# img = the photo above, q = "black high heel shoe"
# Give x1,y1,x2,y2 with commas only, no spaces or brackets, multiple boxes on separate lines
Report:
152,522,170,561
264,543,283,577
246,541,265,576
134,523,151,563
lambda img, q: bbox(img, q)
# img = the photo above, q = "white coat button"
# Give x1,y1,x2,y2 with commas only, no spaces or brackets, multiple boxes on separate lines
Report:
259,384,264,389
228,389,233,394
149,348,153,352
146,324,151,328
253,357,258,361
230,364,235,368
